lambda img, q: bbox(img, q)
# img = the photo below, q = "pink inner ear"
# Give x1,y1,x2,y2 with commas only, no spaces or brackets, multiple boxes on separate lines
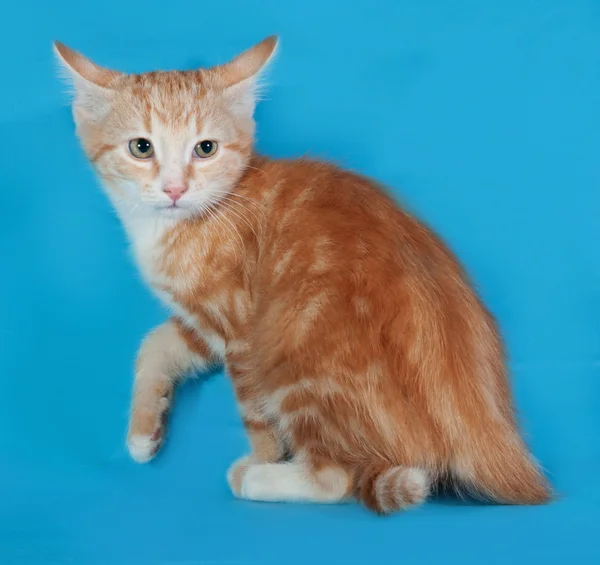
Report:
54,41,122,88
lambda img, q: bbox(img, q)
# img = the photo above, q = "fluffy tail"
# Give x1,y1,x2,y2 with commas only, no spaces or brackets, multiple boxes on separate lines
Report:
451,419,551,505
354,464,431,514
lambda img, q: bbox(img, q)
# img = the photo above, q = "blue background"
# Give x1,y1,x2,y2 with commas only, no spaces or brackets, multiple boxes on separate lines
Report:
1,0,599,563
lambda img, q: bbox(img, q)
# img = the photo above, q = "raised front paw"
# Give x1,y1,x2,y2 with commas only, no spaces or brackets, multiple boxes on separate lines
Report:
127,394,171,463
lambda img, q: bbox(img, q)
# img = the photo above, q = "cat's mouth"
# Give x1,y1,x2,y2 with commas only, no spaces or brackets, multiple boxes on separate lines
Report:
155,201,194,218
159,201,185,211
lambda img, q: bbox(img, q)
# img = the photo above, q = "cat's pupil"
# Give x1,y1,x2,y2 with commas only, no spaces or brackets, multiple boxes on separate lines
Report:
137,139,151,153
200,140,213,153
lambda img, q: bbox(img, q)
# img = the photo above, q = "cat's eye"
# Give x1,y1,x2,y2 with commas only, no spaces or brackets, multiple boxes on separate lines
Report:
194,140,218,159
128,138,154,159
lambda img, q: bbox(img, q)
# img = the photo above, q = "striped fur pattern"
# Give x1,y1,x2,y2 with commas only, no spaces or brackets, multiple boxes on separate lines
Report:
54,37,551,513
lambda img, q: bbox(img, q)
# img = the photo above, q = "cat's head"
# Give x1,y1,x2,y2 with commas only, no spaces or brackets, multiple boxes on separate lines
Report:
54,37,277,220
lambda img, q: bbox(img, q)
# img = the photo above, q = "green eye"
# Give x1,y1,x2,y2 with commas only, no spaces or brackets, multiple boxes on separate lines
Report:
128,138,154,159
194,140,218,158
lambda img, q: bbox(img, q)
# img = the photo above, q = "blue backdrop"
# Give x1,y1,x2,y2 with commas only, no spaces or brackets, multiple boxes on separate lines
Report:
1,1,598,563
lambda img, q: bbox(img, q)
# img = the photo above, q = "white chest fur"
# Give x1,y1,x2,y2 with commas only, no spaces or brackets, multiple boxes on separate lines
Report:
123,214,176,291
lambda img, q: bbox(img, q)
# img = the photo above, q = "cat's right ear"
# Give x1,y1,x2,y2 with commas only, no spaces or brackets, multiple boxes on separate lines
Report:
53,42,123,125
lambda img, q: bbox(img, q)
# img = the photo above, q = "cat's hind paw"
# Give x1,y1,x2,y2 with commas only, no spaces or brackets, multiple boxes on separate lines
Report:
227,455,254,497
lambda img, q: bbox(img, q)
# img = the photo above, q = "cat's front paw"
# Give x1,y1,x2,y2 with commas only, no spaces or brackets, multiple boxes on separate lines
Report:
126,395,170,463
227,455,255,497
127,432,161,463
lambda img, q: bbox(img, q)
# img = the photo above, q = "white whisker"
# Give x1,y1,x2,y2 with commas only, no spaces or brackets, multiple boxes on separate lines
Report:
211,189,266,213
244,164,267,176
218,200,261,242
223,195,267,226
199,201,242,264
212,203,246,261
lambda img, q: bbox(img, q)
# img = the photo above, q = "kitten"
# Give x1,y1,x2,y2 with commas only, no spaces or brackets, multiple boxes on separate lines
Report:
54,37,551,513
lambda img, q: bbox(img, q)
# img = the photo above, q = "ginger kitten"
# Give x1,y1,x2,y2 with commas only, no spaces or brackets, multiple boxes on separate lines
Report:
54,36,550,513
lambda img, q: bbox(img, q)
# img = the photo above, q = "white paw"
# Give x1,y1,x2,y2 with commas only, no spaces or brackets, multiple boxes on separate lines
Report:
127,434,160,463
227,455,254,497
240,464,288,500
240,464,266,499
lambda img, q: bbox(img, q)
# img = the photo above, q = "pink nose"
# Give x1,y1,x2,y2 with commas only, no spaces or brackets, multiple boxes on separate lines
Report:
163,185,188,202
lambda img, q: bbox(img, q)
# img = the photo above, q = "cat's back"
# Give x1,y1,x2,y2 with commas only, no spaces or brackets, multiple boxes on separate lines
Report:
243,156,465,284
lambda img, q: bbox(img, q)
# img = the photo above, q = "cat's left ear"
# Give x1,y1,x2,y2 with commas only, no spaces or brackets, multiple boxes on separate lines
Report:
53,42,124,125
218,36,279,118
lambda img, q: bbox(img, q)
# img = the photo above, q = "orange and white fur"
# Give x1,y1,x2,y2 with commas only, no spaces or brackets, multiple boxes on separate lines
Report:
54,37,551,513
